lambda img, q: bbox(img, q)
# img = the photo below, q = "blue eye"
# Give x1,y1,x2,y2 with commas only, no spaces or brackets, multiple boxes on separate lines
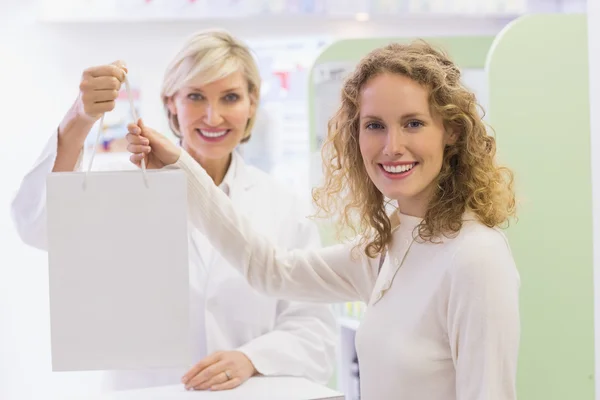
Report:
224,93,240,102
406,120,424,129
366,122,384,130
187,93,203,101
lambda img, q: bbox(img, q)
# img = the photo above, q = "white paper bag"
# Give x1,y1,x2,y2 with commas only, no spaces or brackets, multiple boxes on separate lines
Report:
46,163,191,372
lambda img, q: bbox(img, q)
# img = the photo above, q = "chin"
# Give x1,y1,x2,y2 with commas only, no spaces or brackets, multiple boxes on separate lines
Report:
382,187,416,204
376,182,405,199
189,139,232,155
201,147,233,160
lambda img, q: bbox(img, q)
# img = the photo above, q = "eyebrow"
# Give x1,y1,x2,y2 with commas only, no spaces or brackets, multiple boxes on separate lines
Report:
187,86,243,94
361,112,427,120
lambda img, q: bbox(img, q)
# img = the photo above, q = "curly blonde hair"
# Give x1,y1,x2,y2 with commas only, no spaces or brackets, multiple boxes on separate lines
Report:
312,40,516,258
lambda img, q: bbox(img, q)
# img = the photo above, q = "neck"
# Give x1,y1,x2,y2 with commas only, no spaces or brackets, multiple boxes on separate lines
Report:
203,155,232,186
183,144,232,186
396,185,435,219
396,202,427,219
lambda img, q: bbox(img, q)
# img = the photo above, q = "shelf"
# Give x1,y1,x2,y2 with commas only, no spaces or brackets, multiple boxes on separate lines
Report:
35,12,524,24
36,0,527,23
35,0,587,24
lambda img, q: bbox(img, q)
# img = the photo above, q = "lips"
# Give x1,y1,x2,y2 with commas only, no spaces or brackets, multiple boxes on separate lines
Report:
378,162,418,180
381,163,416,174
197,129,229,138
195,128,231,142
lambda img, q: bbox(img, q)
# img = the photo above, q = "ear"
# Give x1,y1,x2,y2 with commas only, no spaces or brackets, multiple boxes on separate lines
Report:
166,96,177,116
445,129,458,146
249,93,258,117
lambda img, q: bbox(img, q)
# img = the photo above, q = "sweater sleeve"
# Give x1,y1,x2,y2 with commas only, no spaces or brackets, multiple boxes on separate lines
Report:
447,231,520,400
172,149,379,304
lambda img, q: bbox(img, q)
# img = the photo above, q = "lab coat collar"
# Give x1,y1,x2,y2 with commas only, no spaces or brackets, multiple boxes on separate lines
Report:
223,151,257,196
219,152,238,196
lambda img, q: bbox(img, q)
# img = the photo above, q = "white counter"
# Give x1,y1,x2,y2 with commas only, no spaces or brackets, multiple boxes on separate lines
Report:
66,376,344,400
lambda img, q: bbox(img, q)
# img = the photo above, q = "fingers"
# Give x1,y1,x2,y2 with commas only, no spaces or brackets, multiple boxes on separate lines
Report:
129,152,145,166
77,61,128,120
199,371,232,391
81,89,119,105
182,352,222,386
126,143,151,155
186,361,227,390
126,126,150,167
126,126,149,146
80,76,122,92
110,59,128,75
85,76,122,91
79,75,123,117
127,123,142,136
210,377,242,391
136,118,160,142
125,120,178,168
124,119,145,136
126,132,150,156
83,63,127,82
138,118,149,134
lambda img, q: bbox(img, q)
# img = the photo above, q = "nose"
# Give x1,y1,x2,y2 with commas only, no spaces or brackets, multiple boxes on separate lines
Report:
203,103,224,126
383,128,406,156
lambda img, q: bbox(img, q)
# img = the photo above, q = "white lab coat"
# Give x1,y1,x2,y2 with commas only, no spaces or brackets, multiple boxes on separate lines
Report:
10,130,337,391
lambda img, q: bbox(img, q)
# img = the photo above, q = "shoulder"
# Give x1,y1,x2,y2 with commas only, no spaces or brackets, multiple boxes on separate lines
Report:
448,219,519,285
237,163,321,247
456,218,511,251
241,163,274,188
240,163,309,207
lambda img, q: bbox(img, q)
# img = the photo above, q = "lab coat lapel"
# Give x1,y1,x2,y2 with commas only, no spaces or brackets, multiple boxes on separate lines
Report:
197,152,254,276
201,153,258,291
227,151,257,201
202,153,262,353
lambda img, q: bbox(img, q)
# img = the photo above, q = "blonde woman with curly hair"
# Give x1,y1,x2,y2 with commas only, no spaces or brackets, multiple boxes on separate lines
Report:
126,40,520,399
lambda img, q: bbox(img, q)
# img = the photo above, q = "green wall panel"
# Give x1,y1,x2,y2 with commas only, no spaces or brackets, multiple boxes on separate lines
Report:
487,14,594,400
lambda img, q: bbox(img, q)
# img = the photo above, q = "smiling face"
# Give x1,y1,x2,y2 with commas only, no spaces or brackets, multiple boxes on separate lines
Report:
358,72,456,217
167,70,255,163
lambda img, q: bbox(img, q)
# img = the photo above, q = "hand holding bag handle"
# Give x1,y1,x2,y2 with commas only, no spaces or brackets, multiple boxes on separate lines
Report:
83,73,149,189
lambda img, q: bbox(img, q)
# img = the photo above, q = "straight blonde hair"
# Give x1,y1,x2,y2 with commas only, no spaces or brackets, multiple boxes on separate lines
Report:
161,29,261,142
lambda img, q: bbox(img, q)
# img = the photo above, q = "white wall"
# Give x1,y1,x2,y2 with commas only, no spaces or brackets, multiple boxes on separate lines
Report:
0,1,512,398
589,0,600,397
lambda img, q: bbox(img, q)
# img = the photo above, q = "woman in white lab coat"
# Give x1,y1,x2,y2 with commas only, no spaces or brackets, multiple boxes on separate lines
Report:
10,30,336,392
125,41,520,399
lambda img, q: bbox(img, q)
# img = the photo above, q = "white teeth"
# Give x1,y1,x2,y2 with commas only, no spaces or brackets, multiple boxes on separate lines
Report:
382,163,416,173
199,129,228,138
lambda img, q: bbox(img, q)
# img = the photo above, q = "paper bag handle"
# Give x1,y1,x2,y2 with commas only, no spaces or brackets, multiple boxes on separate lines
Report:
83,74,149,189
